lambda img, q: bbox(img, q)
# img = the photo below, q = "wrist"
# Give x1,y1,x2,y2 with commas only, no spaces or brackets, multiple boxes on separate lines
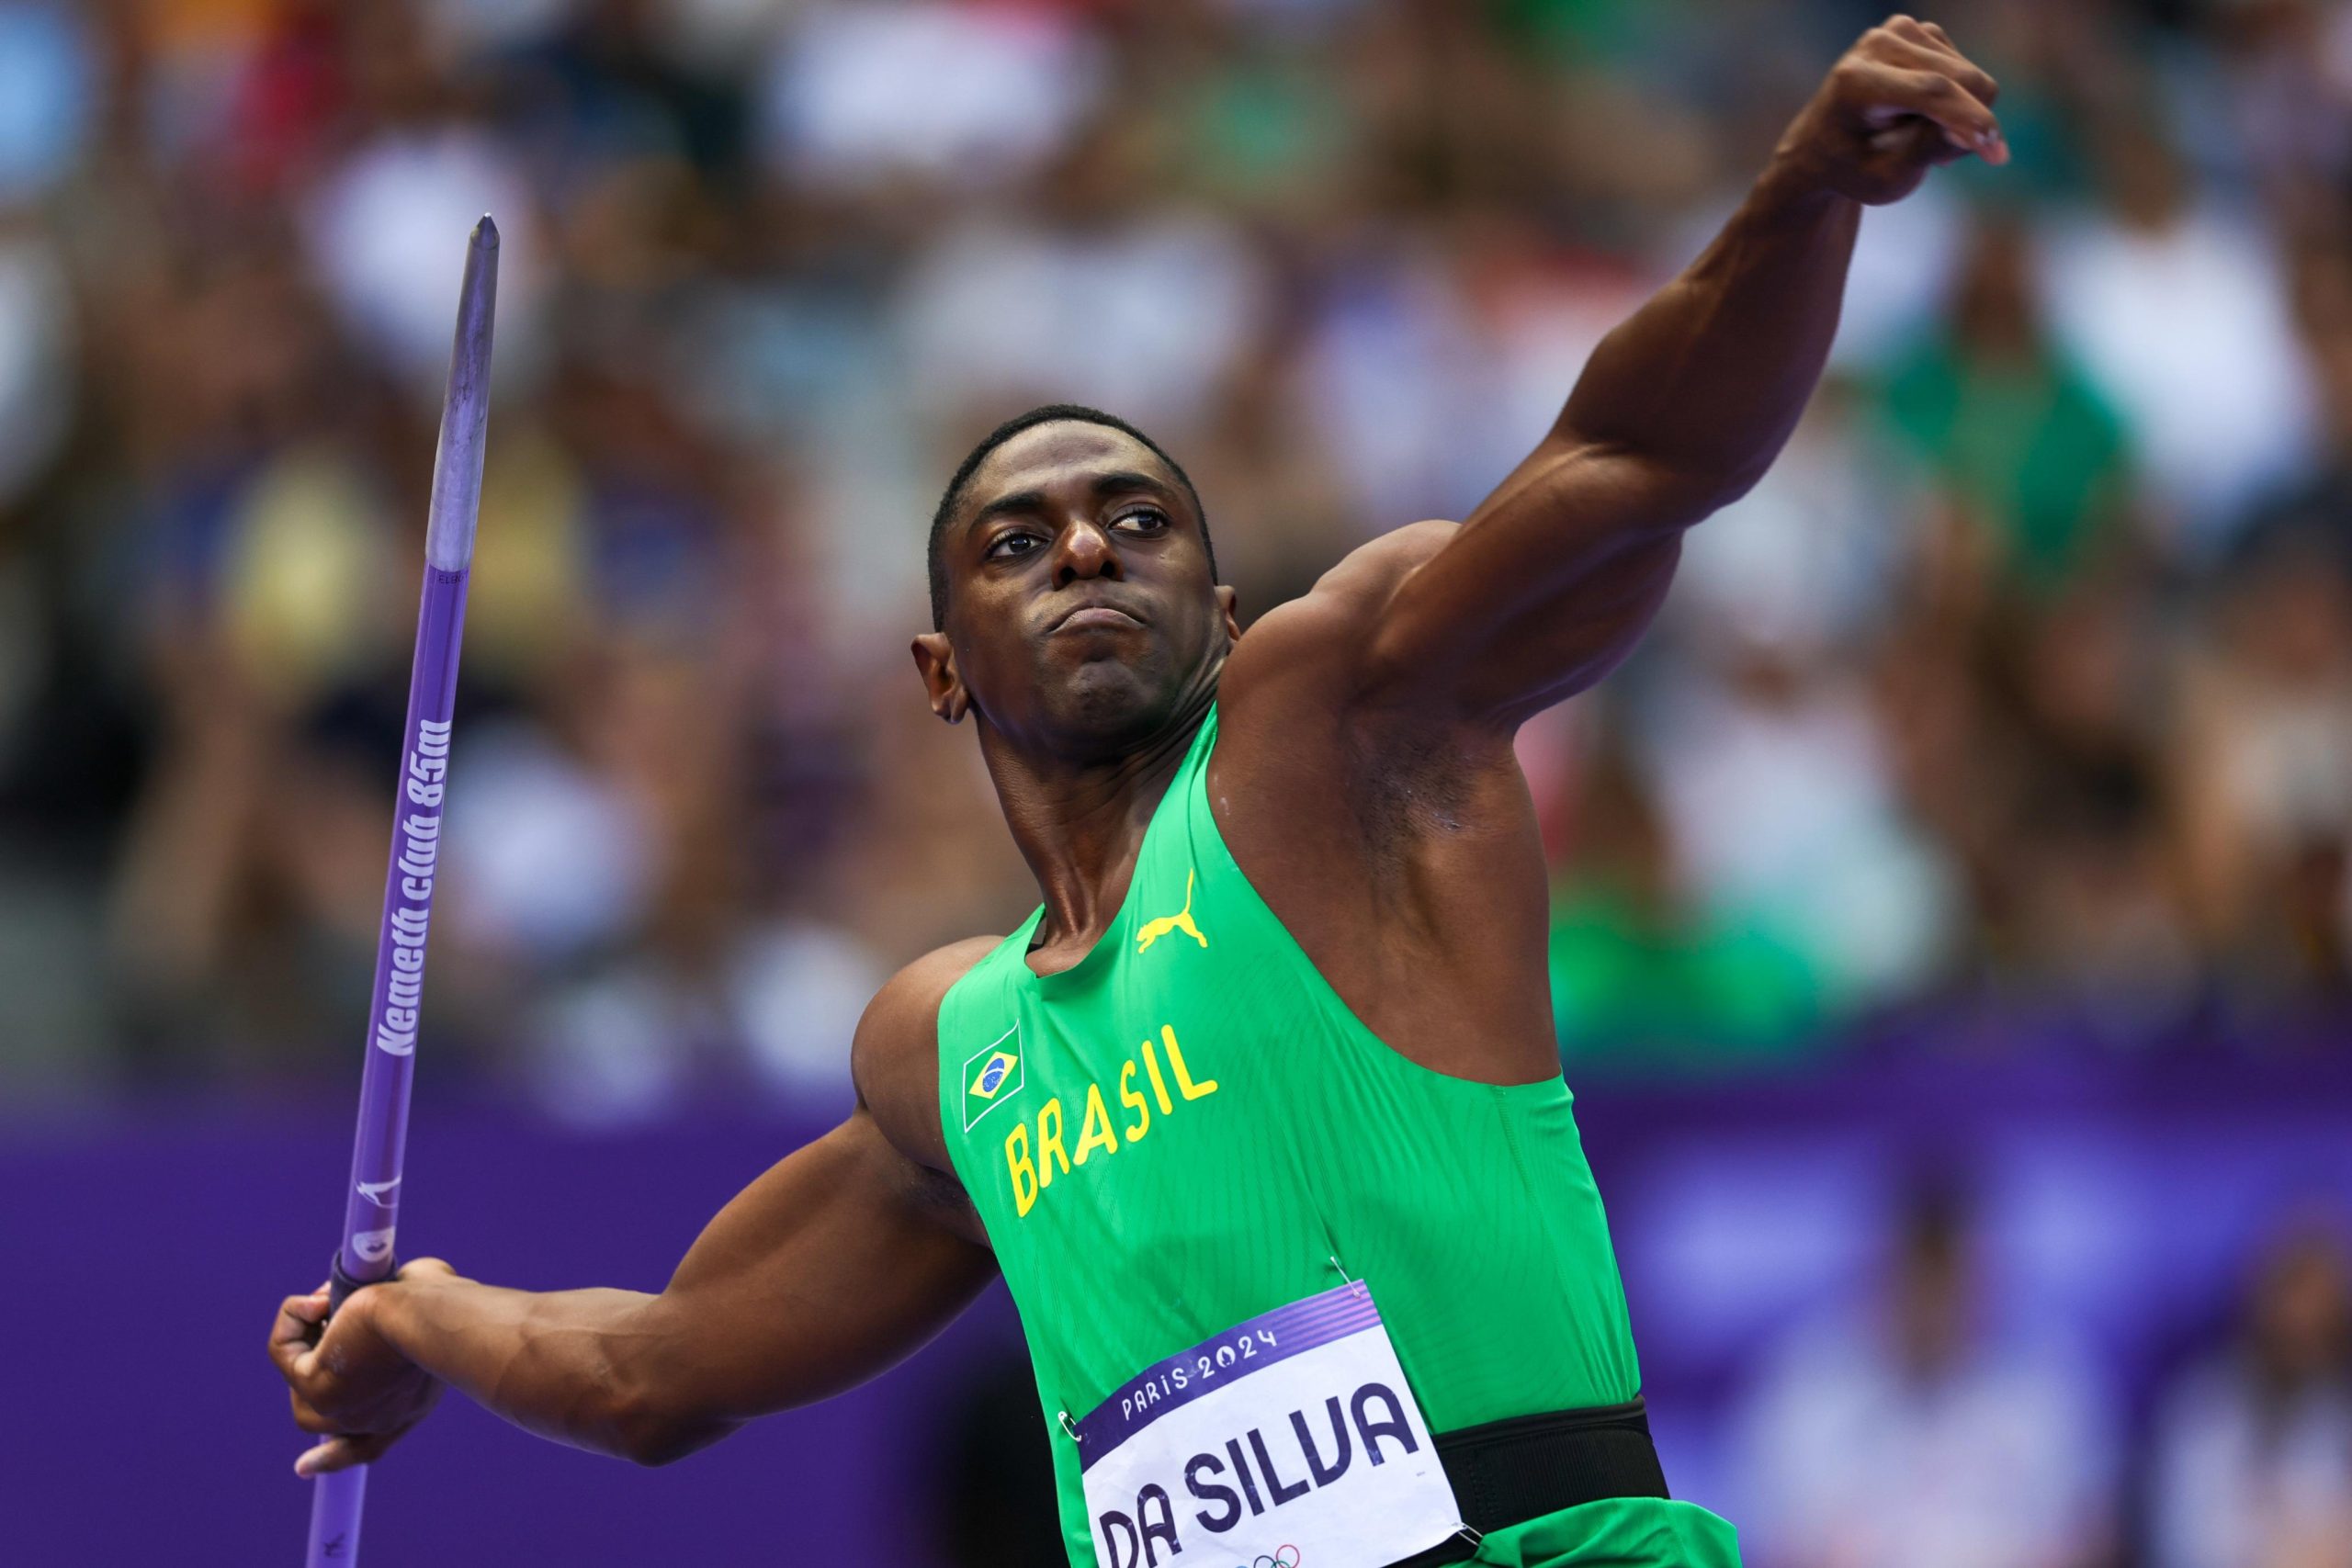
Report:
363,1267,464,1357
1753,149,1852,220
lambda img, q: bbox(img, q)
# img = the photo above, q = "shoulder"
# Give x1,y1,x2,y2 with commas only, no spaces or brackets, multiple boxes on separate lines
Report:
1309,519,1461,599
1219,520,1458,727
850,935,1004,1177
1238,521,1455,657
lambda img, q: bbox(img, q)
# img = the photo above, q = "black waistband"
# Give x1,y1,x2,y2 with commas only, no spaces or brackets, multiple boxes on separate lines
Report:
1383,1398,1669,1568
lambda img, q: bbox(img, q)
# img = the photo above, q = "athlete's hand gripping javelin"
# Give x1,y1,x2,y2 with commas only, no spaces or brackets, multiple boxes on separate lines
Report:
264,12,2002,1510
272,1260,453,1475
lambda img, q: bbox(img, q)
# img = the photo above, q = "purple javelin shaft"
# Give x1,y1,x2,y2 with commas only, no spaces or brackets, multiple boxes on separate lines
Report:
305,216,498,1568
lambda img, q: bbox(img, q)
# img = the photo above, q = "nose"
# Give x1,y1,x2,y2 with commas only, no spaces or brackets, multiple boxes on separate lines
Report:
1051,517,1123,588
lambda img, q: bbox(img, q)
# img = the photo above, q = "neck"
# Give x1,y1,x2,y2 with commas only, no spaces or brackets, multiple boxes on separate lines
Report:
976,671,1219,963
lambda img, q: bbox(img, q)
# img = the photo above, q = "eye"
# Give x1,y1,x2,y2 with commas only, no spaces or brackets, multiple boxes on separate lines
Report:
1111,506,1169,534
984,530,1044,560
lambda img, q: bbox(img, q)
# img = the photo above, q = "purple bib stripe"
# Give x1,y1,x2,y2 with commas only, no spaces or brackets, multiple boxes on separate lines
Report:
1073,1283,1384,1466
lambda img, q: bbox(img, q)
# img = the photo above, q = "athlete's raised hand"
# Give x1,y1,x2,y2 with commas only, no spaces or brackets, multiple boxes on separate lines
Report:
270,1258,454,1475
1775,16,2005,205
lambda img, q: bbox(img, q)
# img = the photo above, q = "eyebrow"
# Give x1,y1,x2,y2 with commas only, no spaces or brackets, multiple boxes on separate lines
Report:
967,470,1178,533
1090,470,1175,503
968,489,1047,531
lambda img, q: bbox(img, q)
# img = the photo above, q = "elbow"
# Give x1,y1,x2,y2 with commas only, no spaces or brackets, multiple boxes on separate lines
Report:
1640,447,1767,526
608,1388,736,1468
622,1421,734,1469
1547,434,1759,536
599,1333,737,1467
1700,451,1776,514
1674,407,1813,516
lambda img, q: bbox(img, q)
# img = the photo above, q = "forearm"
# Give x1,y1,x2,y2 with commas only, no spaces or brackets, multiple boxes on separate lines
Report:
1556,160,1859,510
358,1119,997,1467
369,1273,696,1463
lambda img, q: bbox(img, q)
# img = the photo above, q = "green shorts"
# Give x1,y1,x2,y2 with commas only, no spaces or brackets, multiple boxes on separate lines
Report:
1464,1496,1743,1568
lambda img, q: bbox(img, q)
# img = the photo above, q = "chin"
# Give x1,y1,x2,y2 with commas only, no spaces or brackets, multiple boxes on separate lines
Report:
1045,660,1176,749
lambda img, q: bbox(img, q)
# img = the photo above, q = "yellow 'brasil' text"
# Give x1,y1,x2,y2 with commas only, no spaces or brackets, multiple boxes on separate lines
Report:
1004,1025,1217,1218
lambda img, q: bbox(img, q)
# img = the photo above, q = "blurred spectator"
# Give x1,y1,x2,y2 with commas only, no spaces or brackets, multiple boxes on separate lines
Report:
1992,577,2195,1024
0,227,76,508
2213,0,2352,222
1294,229,1491,525
1880,212,2134,600
1735,1175,2119,1568
304,114,548,397
898,119,1271,438
1637,631,1961,1015
0,2,94,205
2150,1218,2352,1568
1545,730,1823,1071
2041,113,2316,560
2173,528,2352,1001
761,3,1104,196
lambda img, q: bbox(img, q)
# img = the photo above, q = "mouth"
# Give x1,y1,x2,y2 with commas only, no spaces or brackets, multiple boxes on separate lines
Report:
1046,600,1146,635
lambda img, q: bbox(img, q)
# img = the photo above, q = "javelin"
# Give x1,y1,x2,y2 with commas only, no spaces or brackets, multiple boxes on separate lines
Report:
303,216,498,1567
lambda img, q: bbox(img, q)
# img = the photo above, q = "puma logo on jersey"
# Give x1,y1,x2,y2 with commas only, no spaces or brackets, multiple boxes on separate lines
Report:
1136,870,1207,953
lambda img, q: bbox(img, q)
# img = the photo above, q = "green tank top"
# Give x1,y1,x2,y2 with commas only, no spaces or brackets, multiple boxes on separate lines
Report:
937,706,1643,1566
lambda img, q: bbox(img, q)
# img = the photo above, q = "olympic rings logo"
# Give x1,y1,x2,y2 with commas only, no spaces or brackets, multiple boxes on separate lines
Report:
1246,1549,1301,1568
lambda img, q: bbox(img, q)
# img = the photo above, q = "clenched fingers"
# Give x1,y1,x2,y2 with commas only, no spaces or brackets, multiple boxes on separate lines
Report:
1870,29,1999,109
269,1284,331,1385
1844,61,2007,164
1849,17,2007,164
1903,16,1975,69
1883,17,1985,73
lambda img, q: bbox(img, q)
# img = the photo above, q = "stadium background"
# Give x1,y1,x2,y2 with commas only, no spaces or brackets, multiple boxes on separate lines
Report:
3,0,2350,1563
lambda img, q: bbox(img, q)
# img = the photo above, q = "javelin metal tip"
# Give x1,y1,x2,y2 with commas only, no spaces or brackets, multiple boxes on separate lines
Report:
426,220,500,572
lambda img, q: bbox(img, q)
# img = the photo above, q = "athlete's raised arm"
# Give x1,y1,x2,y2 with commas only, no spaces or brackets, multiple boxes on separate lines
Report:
268,940,998,1473
1354,17,2003,728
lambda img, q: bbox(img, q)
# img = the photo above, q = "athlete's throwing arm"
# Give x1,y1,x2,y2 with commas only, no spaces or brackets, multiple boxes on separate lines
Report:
1354,17,2001,727
275,19,2000,1560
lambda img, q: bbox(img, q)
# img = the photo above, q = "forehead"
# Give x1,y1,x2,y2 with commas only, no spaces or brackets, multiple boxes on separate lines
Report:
957,422,1180,524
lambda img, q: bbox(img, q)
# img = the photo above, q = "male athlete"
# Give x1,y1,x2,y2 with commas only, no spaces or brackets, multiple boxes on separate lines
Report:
273,20,2004,1566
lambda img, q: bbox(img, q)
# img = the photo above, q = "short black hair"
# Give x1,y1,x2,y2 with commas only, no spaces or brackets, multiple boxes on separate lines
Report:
927,402,1215,630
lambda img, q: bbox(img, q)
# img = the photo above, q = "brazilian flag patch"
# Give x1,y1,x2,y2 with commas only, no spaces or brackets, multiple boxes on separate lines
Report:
962,1025,1024,1131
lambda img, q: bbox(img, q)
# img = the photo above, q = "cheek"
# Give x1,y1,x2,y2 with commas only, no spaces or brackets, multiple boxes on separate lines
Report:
1170,593,1226,653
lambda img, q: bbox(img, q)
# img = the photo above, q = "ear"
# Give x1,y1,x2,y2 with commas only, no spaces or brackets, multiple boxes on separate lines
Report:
1215,583,1242,646
912,631,969,724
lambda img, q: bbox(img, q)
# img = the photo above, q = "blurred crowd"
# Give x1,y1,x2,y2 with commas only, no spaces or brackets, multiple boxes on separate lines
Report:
1728,1187,2352,1568
2,0,2351,1115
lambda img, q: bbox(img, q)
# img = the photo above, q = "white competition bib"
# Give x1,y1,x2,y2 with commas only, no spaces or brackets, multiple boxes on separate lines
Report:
1073,1282,1464,1568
